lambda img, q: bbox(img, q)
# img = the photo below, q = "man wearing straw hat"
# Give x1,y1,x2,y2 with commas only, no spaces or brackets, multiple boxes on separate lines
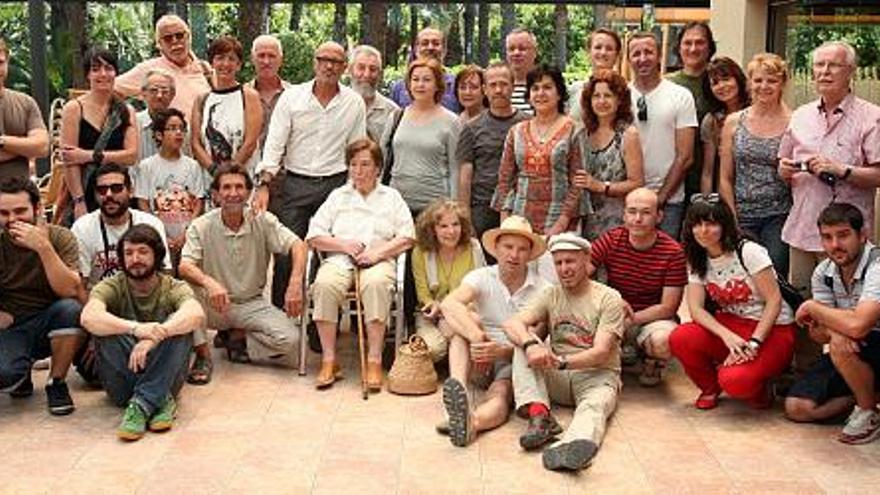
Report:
503,232,625,472
439,215,549,447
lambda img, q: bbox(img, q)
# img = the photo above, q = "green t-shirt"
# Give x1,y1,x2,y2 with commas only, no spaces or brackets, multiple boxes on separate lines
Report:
90,272,194,323
668,70,711,193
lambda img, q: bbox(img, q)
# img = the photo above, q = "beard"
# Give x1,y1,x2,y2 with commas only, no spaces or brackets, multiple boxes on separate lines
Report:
123,260,159,281
100,198,128,219
351,80,377,100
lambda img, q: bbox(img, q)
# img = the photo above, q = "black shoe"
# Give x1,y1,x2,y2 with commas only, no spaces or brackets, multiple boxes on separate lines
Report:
542,439,598,471
45,380,75,416
519,413,563,451
9,375,33,399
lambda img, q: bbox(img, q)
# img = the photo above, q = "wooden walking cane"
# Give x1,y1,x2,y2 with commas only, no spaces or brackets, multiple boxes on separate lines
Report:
353,265,369,400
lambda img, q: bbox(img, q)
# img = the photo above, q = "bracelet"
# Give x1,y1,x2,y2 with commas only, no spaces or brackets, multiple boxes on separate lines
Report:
522,339,540,352
841,166,853,181
604,181,611,196
748,337,762,350
558,354,569,370
92,149,104,165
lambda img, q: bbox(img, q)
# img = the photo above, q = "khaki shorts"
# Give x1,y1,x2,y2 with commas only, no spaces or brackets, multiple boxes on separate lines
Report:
626,319,678,348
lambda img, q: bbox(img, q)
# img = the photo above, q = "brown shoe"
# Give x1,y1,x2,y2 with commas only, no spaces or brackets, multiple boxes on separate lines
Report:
315,361,343,390
366,362,383,392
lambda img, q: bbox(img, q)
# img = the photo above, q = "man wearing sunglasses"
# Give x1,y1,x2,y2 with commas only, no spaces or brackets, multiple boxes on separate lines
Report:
115,15,211,123
627,32,697,239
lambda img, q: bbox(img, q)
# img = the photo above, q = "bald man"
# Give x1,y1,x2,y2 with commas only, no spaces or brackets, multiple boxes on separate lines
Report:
253,41,366,309
115,15,211,123
388,27,461,112
588,188,687,386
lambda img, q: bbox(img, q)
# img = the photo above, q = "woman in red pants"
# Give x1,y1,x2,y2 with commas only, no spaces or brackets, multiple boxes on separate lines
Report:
669,194,795,410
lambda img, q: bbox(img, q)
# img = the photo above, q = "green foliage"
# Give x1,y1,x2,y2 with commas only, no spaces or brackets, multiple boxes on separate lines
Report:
277,31,318,84
787,12,880,69
86,3,154,72
0,4,32,94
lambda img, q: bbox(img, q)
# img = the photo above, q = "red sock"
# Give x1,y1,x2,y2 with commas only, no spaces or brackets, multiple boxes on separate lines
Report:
528,402,549,418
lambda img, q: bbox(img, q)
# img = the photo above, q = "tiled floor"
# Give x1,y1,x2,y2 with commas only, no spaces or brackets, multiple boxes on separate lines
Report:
4,332,879,494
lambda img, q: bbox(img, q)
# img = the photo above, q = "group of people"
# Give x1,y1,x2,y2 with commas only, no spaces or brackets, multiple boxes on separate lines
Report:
1,12,880,472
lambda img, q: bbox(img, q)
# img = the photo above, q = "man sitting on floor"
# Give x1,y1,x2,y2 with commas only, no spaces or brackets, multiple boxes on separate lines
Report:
439,216,549,447
179,164,306,367
786,203,880,444
503,233,625,472
81,224,203,441
589,188,686,385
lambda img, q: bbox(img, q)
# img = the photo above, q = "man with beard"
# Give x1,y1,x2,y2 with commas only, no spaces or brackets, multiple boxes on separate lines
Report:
786,203,880,445
0,176,83,415
0,38,49,182
81,224,203,440
72,164,169,290
179,165,306,366
388,27,461,112
349,45,399,144
503,233,625,472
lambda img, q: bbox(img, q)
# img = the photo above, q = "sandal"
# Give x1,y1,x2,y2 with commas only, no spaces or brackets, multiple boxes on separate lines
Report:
695,392,720,410
187,355,213,385
225,339,250,364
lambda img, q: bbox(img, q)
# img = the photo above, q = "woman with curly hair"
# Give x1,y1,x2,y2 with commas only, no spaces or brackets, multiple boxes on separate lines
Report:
574,69,644,239
412,199,486,362
669,194,795,410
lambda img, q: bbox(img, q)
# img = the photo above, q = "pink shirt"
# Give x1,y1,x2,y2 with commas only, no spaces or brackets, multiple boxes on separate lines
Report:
779,93,880,252
115,55,211,123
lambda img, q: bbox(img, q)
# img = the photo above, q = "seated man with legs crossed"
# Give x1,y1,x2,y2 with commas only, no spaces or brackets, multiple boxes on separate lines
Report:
786,203,880,444
439,216,549,447
81,224,204,440
503,233,625,472
589,188,686,385
179,165,306,366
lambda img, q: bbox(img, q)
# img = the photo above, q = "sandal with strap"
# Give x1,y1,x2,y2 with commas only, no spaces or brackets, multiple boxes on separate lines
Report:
187,355,213,385
695,391,720,410
225,338,250,364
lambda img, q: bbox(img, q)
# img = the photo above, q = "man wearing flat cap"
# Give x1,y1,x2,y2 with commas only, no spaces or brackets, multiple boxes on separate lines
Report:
502,232,625,472
438,215,549,448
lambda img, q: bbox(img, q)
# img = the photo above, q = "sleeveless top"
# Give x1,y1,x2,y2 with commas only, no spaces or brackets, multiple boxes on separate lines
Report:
199,85,259,174
77,99,128,212
733,109,791,219
579,125,627,240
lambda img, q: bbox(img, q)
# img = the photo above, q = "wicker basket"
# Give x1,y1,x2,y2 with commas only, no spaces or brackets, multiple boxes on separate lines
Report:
387,335,438,395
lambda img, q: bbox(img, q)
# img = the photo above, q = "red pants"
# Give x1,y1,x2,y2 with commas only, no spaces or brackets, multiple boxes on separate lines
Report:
669,312,795,402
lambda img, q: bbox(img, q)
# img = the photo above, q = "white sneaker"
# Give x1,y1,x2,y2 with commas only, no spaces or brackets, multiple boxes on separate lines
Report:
839,406,880,444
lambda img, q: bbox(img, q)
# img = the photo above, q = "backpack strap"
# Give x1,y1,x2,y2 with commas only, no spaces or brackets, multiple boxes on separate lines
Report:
470,238,487,268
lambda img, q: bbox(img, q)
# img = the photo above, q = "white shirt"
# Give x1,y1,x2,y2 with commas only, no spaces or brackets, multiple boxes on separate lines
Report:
257,80,367,178
71,209,170,288
365,92,399,145
305,182,415,269
461,264,550,343
629,79,697,204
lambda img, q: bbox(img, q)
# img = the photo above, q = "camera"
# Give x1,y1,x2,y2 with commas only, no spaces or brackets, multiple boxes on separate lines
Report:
818,171,838,186
794,161,809,172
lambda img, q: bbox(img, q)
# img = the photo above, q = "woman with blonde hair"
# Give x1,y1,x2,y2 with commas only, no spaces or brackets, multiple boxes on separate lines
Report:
718,53,792,276
412,199,486,362
568,28,622,122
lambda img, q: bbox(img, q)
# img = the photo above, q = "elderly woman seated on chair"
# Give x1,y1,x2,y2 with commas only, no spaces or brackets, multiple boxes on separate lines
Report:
305,138,415,391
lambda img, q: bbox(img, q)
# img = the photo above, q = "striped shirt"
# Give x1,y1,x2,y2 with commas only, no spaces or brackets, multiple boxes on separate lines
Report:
590,226,687,312
511,84,533,116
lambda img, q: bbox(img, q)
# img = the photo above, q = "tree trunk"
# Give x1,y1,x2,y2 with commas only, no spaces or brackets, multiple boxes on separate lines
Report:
289,1,303,32
409,4,419,61
477,2,489,67
173,0,188,22
554,4,569,71
445,5,462,67
190,2,207,59
50,0,87,90
153,0,169,27
387,4,402,68
238,1,266,56
593,4,609,29
500,3,516,59
463,3,476,63
333,1,347,45
361,2,387,58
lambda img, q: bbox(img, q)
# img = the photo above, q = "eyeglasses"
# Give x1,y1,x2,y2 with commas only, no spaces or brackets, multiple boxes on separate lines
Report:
163,125,186,133
160,31,187,44
315,56,345,66
96,183,127,195
689,192,720,204
637,95,648,122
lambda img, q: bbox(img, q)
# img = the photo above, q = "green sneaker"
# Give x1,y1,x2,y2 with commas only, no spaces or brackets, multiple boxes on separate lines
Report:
117,402,147,441
148,396,177,433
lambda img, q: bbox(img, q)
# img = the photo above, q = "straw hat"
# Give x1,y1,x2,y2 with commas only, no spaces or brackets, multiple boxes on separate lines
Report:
481,216,546,261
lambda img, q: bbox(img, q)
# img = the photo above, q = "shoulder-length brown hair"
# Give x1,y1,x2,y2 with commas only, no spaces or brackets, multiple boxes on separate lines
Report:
415,199,473,251
581,69,633,133
406,57,446,104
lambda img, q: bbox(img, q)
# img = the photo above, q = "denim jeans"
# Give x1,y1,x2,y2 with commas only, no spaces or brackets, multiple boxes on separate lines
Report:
659,202,684,240
95,333,192,416
739,214,790,280
0,298,82,391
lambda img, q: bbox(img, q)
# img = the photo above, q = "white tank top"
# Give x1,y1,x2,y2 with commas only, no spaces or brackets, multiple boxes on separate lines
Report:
199,85,260,175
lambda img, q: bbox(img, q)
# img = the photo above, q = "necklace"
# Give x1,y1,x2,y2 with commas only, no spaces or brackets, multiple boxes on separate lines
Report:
532,116,560,144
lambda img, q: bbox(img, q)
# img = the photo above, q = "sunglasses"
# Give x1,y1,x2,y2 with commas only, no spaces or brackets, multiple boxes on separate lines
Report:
689,192,721,204
637,95,648,122
161,31,187,44
96,183,127,195
315,56,345,66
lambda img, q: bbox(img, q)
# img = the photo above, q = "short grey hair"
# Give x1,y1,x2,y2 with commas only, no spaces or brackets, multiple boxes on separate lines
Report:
349,44,383,68
813,40,858,68
506,28,537,48
251,34,283,57
140,68,175,91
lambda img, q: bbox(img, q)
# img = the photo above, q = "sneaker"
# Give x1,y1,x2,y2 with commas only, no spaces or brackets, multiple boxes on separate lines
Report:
839,406,880,445
638,358,666,387
148,396,177,433
9,375,33,398
117,402,148,441
542,439,598,471
621,344,640,367
45,380,74,416
442,378,475,447
519,413,563,451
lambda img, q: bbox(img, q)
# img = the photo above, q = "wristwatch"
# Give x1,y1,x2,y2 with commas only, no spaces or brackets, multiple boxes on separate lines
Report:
522,338,540,352
603,181,611,196
841,166,853,181
747,337,762,350
558,355,569,370
92,149,104,165
255,172,273,189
